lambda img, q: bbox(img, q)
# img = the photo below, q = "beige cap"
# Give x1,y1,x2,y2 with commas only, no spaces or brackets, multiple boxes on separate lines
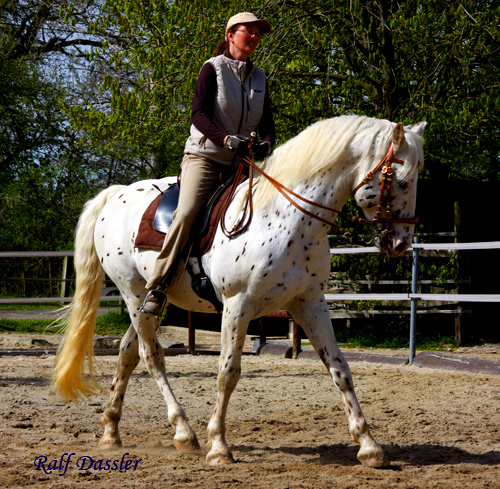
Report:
226,12,271,34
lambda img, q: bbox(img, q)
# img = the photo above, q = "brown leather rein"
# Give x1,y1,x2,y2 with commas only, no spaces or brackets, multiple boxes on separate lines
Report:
221,141,418,241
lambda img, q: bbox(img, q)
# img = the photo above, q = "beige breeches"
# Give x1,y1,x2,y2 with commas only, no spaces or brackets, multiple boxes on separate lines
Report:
145,154,225,289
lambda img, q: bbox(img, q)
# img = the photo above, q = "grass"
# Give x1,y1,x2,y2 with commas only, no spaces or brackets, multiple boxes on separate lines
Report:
320,332,458,351
0,311,131,336
0,295,122,311
0,302,59,311
1,315,458,351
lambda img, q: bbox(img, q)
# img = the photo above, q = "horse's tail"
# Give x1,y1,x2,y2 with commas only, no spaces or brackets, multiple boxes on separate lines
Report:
51,185,125,402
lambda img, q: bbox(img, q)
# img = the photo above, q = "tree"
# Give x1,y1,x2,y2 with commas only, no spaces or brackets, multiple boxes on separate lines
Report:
1,0,102,60
0,0,141,257
260,0,500,180
0,0,101,180
65,0,500,181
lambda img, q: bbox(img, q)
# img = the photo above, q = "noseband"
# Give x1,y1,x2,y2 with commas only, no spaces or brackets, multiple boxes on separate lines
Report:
221,141,418,242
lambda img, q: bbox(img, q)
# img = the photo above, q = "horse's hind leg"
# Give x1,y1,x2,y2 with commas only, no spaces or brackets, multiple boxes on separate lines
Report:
99,324,140,449
135,312,200,452
288,297,389,468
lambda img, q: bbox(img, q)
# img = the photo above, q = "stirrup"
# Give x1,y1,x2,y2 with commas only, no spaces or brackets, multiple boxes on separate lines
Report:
139,288,168,317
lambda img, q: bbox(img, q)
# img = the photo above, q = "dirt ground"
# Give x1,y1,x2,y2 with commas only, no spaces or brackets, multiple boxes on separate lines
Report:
1,328,499,488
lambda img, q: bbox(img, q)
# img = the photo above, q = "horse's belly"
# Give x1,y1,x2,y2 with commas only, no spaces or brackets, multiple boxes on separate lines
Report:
167,269,220,314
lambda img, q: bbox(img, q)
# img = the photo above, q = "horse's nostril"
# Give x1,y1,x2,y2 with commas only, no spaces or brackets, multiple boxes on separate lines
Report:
394,240,407,252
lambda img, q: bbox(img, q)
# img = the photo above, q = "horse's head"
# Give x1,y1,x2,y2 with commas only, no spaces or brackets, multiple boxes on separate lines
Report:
354,121,426,257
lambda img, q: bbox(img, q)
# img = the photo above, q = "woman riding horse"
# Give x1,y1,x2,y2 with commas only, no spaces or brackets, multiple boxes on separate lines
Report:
141,12,276,316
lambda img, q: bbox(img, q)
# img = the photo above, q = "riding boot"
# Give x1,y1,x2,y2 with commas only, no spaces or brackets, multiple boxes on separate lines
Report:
139,288,168,316
140,256,182,316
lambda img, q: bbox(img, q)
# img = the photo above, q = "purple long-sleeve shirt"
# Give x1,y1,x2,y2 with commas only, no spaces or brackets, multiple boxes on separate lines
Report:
190,50,276,148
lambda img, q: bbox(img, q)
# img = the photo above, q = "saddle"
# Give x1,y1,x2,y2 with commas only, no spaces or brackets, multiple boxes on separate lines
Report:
134,172,247,311
135,172,245,254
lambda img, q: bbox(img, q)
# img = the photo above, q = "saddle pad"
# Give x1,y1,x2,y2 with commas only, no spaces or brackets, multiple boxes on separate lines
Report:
135,193,165,250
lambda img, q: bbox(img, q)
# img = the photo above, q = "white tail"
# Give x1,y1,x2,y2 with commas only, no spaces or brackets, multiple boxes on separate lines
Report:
51,185,125,401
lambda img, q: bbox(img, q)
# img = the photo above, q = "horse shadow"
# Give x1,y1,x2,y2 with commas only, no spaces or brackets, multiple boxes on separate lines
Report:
0,375,51,386
231,443,500,468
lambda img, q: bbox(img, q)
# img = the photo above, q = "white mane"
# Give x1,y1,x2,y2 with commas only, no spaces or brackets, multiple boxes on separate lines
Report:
251,115,424,211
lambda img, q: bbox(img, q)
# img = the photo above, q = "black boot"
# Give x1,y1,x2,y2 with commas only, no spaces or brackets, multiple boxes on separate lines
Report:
140,288,168,316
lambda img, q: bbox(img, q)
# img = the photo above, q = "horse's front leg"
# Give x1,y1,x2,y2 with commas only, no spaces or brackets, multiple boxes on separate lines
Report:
288,296,389,468
99,324,140,449
206,302,248,465
135,312,200,453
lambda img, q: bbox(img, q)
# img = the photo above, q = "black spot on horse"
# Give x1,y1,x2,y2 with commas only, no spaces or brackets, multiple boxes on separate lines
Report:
318,348,326,362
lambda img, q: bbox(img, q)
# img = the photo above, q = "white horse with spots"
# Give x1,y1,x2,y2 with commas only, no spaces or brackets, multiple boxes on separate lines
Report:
51,115,425,467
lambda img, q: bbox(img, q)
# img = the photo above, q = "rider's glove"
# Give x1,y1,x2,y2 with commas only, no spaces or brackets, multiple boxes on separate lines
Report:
224,135,251,157
253,140,272,160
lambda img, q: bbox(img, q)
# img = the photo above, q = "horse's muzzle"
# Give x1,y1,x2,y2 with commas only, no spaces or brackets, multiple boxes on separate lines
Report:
374,229,410,257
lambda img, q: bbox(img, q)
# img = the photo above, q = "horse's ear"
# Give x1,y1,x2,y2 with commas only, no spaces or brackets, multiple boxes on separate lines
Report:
410,122,427,136
392,123,405,152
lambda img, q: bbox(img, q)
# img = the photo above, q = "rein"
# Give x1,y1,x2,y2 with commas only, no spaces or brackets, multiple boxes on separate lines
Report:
220,141,418,241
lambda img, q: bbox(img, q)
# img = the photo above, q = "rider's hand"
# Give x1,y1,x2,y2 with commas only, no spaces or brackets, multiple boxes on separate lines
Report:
224,135,251,157
253,140,272,160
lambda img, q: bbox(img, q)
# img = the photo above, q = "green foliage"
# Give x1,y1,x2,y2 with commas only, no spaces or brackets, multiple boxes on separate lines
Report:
332,329,457,350
0,318,54,334
57,1,500,181
415,252,460,287
261,0,500,179
331,317,457,350
0,311,131,335
1,1,499,314
4,1,500,184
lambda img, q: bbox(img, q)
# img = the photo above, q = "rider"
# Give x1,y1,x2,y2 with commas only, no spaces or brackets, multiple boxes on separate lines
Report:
141,12,276,316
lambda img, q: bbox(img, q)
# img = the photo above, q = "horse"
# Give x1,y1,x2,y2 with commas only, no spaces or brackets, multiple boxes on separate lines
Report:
51,115,426,467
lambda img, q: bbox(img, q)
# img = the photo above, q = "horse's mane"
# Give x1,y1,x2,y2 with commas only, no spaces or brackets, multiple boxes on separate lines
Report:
250,115,424,211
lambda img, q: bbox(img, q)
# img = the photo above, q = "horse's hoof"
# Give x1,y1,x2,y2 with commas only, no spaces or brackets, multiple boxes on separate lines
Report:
98,439,122,450
175,437,201,454
358,453,390,468
206,452,235,465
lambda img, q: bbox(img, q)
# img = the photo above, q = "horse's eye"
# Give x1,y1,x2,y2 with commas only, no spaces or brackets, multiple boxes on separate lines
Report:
398,181,408,190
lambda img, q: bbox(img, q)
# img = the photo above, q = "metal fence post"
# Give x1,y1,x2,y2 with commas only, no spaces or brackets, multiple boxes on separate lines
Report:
60,255,68,299
409,236,420,364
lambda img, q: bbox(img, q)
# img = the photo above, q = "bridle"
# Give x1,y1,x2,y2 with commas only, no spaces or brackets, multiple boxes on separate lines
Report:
350,141,419,240
221,139,418,243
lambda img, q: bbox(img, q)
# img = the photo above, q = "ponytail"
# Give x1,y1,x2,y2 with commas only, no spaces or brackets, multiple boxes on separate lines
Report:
215,37,228,56
214,24,239,56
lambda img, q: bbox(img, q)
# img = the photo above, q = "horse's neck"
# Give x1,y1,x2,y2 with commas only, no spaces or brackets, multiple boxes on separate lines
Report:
266,167,353,240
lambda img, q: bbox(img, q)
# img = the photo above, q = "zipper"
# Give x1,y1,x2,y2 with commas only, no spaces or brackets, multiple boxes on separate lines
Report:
236,64,246,133
246,77,251,123
237,83,245,133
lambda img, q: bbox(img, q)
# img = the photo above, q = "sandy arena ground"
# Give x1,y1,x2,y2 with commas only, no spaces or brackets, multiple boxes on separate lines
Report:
0,329,499,488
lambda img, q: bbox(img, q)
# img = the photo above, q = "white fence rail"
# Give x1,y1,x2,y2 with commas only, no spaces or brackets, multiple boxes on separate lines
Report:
329,240,500,363
2,242,500,363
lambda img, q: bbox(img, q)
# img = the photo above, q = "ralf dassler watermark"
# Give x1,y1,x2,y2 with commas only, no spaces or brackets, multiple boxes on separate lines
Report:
34,452,142,476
